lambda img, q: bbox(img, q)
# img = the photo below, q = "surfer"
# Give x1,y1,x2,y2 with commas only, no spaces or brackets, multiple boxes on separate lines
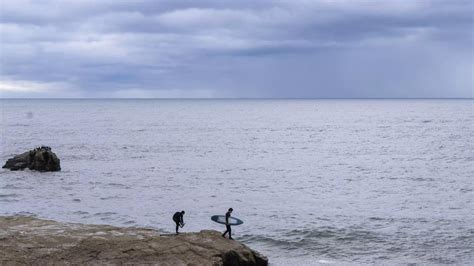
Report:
172,210,185,234
222,208,233,240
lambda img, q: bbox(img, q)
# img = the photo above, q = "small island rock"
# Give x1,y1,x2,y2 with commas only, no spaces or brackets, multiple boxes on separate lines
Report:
2,146,61,172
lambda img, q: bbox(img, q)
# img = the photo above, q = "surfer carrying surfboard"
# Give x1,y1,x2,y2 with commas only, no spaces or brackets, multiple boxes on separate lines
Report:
222,208,233,240
172,210,185,234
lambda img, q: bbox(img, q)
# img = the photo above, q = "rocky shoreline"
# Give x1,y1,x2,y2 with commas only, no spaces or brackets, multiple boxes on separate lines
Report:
0,216,268,265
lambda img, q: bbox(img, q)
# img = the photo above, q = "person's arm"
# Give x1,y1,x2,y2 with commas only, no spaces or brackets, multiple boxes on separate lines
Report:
225,213,229,225
180,215,184,226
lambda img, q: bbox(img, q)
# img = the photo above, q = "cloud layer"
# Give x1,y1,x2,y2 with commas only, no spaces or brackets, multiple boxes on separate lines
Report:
1,0,472,98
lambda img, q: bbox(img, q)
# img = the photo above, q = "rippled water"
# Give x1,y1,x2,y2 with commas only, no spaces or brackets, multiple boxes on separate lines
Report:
1,99,473,264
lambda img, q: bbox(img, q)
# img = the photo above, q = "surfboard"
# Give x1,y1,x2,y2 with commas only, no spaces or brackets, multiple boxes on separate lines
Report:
211,215,244,226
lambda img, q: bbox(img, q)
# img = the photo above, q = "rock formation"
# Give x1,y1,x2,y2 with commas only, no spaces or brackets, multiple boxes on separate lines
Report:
0,216,268,265
2,146,61,171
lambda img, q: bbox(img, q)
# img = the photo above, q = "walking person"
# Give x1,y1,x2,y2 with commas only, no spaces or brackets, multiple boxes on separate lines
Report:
172,210,185,234
222,208,233,240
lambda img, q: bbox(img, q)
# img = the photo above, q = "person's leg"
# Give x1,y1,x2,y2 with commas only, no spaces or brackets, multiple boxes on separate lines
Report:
223,224,231,237
228,225,232,239
175,221,179,234
223,225,231,239
173,217,178,233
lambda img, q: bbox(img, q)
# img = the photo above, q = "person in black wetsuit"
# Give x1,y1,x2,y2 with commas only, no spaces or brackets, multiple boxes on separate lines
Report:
222,208,233,240
172,211,185,234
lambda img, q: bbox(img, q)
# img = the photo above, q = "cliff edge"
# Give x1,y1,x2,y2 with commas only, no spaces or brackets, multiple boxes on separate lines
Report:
0,216,268,266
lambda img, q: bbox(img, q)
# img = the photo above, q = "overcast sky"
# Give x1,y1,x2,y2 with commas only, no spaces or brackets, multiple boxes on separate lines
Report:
0,0,472,98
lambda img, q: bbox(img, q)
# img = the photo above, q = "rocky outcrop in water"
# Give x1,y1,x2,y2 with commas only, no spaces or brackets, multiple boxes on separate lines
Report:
0,216,268,265
2,146,60,171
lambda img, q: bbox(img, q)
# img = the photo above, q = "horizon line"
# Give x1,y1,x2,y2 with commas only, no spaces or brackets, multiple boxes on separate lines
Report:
0,97,474,101
0,97,472,100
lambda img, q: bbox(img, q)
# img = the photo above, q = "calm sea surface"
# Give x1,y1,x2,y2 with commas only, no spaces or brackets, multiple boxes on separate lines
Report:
1,99,473,264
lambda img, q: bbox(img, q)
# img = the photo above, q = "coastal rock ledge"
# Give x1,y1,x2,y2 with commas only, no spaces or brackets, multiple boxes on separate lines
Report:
0,216,268,266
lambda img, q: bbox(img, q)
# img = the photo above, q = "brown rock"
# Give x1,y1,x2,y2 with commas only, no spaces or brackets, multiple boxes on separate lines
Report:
0,216,268,266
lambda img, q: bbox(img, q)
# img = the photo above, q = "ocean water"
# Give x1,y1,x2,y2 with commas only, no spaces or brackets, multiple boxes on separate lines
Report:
0,99,473,265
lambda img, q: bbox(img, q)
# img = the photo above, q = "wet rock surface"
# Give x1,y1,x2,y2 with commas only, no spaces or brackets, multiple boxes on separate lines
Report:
2,146,61,171
0,216,268,266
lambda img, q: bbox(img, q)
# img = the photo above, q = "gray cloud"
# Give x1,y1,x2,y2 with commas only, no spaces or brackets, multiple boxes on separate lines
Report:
0,0,472,98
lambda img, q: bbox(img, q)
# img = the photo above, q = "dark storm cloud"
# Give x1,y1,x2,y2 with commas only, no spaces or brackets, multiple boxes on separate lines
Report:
0,0,472,98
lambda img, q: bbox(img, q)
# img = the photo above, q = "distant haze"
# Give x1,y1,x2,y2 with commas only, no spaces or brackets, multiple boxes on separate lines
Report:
0,0,473,98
